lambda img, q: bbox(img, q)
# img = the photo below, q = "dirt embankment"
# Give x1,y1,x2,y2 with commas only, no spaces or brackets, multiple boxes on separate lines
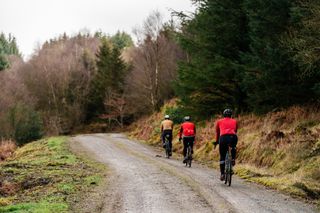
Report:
128,102,320,207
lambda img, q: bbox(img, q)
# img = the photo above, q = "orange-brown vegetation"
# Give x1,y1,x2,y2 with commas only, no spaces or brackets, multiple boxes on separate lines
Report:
0,140,16,161
129,101,320,203
0,181,19,197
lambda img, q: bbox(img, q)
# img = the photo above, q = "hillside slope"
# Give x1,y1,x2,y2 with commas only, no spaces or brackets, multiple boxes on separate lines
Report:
129,101,320,207
0,137,106,212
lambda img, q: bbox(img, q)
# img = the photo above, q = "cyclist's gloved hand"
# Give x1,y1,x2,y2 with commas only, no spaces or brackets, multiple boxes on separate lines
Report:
212,141,219,149
179,138,182,142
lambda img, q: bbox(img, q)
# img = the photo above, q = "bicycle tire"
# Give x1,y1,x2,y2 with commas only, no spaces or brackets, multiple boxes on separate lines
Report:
166,147,169,158
165,138,170,158
228,168,232,186
224,151,232,186
189,147,192,167
185,147,188,167
225,163,231,186
228,150,233,186
185,146,190,167
224,164,228,185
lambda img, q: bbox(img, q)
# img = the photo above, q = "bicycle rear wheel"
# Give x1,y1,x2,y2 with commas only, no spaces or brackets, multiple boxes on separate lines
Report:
224,174,228,185
185,152,188,167
224,152,231,185
188,146,192,167
165,140,170,158
228,167,232,186
224,153,232,186
185,146,189,167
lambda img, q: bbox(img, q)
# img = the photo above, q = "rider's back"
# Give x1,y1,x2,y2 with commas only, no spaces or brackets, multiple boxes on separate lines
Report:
216,117,237,136
181,121,196,136
161,119,173,130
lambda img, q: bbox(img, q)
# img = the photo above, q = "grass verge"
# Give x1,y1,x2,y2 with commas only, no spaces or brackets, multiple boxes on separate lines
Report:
0,137,106,213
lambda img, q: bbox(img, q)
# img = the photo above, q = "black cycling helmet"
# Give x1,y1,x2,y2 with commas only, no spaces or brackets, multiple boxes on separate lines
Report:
223,109,232,117
184,116,191,121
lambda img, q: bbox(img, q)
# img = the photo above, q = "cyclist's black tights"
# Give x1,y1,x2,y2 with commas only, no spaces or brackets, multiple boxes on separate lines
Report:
183,136,195,157
219,134,238,174
162,130,173,150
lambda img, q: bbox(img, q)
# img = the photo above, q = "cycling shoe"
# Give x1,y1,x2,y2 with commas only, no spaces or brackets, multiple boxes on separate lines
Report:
220,174,225,181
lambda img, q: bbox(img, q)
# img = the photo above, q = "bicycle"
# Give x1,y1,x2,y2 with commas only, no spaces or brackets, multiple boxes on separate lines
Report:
185,141,192,167
224,145,233,186
164,134,171,159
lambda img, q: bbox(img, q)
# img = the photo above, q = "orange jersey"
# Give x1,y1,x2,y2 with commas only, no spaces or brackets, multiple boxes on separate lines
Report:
179,122,196,137
215,118,237,141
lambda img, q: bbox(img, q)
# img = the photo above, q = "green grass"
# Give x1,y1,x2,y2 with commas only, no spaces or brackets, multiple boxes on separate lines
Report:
0,137,106,212
0,202,68,213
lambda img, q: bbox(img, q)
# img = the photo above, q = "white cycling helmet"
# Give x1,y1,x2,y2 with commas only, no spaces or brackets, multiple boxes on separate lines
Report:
164,115,170,119
184,116,191,121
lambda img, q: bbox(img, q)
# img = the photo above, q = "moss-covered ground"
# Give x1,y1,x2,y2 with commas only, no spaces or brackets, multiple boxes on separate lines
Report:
0,137,106,213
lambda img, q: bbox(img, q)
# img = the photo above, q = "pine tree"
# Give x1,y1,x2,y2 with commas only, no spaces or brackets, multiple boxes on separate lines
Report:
110,31,134,50
109,46,127,92
285,0,320,101
175,0,248,117
242,0,305,112
0,33,10,71
0,33,20,71
86,38,128,120
86,38,113,119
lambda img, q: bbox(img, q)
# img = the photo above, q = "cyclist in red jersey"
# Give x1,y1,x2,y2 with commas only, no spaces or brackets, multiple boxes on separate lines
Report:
213,109,238,181
179,116,196,163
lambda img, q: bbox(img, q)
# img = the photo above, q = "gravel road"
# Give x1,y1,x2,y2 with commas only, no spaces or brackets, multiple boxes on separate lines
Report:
73,133,317,213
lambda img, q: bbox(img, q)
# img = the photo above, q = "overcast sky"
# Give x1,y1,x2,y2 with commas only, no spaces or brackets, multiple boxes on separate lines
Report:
0,0,195,58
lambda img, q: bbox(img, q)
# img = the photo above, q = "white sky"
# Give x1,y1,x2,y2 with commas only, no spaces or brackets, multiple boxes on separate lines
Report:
0,0,195,58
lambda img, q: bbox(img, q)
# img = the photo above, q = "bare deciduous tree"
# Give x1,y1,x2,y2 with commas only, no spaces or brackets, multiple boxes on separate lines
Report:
125,11,184,115
21,34,100,134
101,91,127,128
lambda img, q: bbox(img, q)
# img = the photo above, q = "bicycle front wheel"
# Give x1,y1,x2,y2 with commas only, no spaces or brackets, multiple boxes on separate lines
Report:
228,169,232,186
224,169,228,185
226,160,232,186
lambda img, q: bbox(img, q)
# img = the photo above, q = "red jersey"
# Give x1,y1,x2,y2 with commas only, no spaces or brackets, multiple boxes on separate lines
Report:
179,122,196,137
215,117,237,141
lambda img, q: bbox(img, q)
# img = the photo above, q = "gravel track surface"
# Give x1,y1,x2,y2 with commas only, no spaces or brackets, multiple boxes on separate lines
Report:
74,133,317,213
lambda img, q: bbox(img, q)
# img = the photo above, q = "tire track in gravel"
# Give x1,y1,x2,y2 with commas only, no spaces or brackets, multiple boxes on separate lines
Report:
75,134,215,213
74,133,317,213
